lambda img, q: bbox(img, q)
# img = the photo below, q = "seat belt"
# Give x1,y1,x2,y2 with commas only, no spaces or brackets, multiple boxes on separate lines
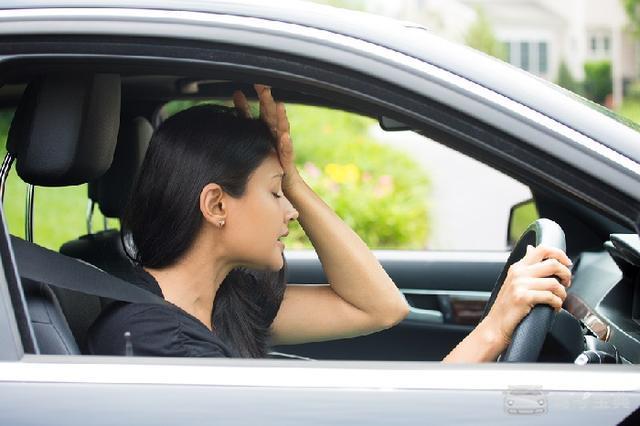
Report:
10,235,167,305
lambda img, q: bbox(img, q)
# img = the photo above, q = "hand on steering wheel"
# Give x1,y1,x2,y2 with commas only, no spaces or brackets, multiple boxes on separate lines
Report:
483,219,573,362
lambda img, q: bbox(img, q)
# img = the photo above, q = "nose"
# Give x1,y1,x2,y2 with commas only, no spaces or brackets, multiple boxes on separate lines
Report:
283,196,299,222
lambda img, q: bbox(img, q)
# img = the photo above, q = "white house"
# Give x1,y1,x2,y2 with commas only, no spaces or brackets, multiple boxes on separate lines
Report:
363,0,639,107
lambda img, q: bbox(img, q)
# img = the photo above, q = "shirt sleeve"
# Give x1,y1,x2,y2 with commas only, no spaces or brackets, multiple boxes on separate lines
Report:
88,303,229,358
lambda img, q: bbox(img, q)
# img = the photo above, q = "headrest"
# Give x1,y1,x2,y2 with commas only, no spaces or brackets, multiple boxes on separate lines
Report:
90,117,153,218
7,73,121,186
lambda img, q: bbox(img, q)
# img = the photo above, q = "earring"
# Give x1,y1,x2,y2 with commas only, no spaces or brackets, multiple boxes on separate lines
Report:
218,220,225,228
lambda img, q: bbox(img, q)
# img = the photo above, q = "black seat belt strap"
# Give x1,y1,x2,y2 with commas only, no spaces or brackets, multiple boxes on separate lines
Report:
10,236,166,305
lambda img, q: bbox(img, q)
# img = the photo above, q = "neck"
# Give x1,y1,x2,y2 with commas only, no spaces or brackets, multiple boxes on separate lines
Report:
144,237,233,331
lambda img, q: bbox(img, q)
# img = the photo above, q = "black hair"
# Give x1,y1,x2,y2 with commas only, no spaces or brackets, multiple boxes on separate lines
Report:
121,104,286,358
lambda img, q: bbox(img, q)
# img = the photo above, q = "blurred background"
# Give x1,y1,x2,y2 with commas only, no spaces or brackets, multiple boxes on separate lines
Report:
1,0,638,253
315,0,640,116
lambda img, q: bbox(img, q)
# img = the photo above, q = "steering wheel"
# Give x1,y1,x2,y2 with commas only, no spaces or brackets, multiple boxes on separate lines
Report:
481,218,566,362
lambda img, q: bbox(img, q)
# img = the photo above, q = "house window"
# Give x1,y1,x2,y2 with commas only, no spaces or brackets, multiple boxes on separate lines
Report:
587,32,612,58
538,42,548,74
520,42,530,71
502,40,548,76
503,41,511,63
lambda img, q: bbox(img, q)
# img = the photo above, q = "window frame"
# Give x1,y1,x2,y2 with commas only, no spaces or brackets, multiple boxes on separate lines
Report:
0,14,636,369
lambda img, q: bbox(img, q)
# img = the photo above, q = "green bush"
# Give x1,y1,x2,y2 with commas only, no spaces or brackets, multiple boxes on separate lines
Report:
285,105,430,249
583,60,612,105
556,61,583,96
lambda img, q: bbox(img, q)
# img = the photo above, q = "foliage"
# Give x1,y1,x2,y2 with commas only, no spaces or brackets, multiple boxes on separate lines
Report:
285,105,430,249
616,97,640,124
627,80,640,100
464,7,506,60
555,61,583,96
3,168,118,250
508,200,539,246
623,0,640,36
583,60,613,105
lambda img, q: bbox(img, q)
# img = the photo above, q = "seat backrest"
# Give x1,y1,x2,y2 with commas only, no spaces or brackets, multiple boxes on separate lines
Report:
6,73,121,355
58,116,152,351
22,280,80,355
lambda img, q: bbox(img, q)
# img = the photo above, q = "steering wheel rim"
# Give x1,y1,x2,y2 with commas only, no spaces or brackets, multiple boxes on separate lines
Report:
481,218,566,362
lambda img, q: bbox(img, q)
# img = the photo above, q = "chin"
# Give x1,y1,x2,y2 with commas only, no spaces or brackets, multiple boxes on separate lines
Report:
244,253,283,272
269,256,284,272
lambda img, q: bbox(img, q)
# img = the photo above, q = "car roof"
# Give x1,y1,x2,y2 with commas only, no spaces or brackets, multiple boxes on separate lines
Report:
1,0,639,164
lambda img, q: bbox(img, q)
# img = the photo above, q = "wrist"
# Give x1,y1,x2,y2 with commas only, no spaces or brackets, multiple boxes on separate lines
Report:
283,170,306,197
477,315,510,354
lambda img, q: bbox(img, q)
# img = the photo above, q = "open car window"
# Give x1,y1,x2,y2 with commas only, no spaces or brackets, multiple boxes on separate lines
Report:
162,100,537,252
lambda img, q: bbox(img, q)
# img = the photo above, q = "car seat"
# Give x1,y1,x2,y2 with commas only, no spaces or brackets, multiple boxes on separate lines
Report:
4,73,121,354
58,115,152,351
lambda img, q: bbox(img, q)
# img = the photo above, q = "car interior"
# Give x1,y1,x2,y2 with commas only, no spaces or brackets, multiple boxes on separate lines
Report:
0,49,638,365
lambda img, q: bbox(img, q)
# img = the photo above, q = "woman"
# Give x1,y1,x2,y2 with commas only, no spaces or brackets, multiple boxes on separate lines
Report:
88,85,573,362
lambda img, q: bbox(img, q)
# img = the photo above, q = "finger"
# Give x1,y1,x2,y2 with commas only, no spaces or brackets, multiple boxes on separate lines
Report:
522,244,572,267
517,244,536,266
276,102,290,136
526,290,564,312
279,132,294,159
232,90,252,118
526,259,572,286
254,83,268,94
522,277,567,302
255,84,277,127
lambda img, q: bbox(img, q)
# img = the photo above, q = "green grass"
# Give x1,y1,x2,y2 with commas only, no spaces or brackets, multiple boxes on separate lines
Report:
616,98,640,125
3,168,117,250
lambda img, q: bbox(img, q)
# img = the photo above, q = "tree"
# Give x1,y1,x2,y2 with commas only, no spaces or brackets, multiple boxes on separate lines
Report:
464,7,506,60
623,0,640,36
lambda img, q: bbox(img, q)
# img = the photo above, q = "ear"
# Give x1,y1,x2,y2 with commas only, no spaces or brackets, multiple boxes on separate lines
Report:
199,183,227,227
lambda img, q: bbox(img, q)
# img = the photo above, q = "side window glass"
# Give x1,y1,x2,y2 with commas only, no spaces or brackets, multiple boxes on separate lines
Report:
160,101,538,251
288,105,536,251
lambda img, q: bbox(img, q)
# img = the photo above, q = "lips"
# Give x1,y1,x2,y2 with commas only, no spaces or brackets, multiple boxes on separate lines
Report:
277,231,289,241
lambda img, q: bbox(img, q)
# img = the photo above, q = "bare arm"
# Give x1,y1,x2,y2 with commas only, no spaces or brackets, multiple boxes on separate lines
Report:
442,244,572,362
237,85,409,346
269,176,410,345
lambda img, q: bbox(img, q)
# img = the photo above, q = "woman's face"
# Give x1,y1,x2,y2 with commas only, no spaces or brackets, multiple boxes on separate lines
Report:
224,151,299,271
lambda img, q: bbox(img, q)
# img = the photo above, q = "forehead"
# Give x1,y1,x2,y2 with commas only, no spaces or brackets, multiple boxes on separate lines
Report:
259,151,283,174
251,151,283,180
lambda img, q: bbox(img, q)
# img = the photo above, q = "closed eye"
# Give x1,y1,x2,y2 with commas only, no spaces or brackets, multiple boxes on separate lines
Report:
273,192,283,199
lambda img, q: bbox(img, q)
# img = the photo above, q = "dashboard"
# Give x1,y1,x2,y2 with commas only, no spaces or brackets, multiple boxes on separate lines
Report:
565,233,640,364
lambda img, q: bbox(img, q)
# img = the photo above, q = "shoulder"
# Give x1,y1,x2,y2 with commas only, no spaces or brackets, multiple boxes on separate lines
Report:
87,302,234,358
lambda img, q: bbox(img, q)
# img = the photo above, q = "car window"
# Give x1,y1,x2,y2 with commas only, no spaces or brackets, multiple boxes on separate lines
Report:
2,99,537,254
162,101,536,251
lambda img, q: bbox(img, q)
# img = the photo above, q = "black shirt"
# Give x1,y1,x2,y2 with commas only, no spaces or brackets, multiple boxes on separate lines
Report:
87,266,240,358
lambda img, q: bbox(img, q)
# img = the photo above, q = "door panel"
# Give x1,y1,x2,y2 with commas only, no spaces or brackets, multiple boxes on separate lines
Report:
273,250,507,361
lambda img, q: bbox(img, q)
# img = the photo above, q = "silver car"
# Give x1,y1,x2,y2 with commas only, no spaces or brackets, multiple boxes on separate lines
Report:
0,1,638,424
